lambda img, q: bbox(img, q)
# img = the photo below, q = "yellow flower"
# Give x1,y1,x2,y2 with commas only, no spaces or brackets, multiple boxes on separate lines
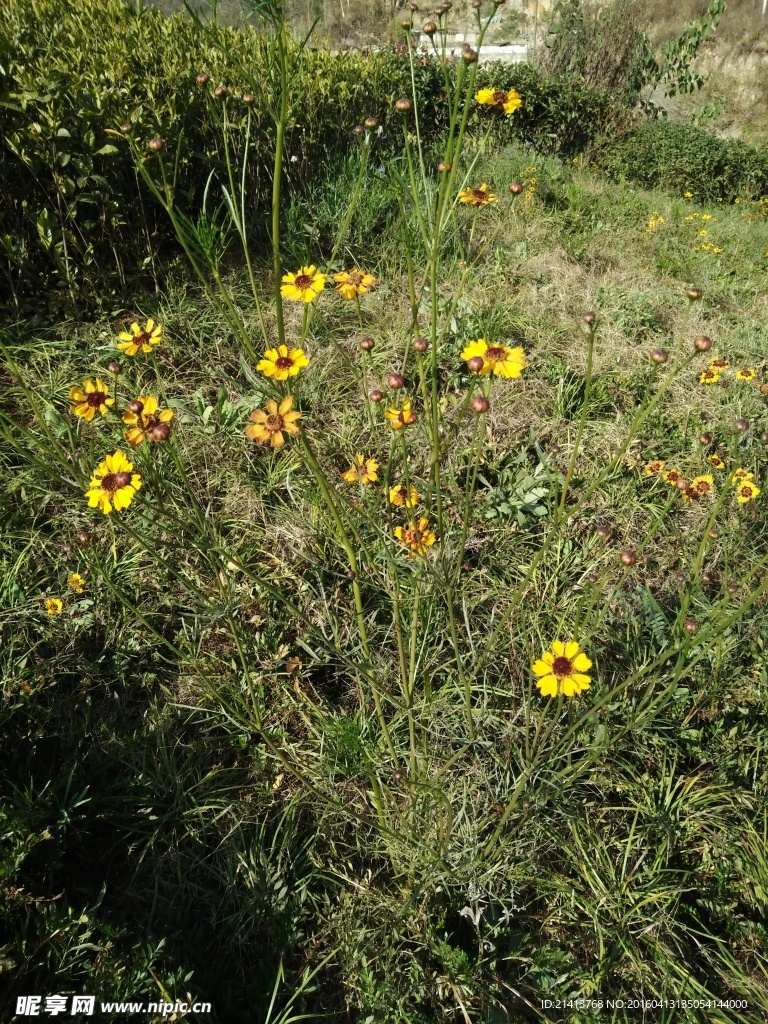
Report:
698,368,721,385
394,516,436,557
121,396,174,446
85,450,142,515
244,395,301,447
67,573,86,593
116,319,162,356
389,483,419,507
385,397,418,431
341,454,379,485
475,87,522,115
69,378,114,421
684,191,694,198
662,468,683,486
46,598,63,616
460,338,527,378
708,454,725,469
644,460,665,475
280,265,325,302
532,640,592,698
691,474,714,496
458,183,497,206
332,268,378,300
735,480,760,503
732,468,754,483
708,357,729,371
257,345,310,381
736,368,756,381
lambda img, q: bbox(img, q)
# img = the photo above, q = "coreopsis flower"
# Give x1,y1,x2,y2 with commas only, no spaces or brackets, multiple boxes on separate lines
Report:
460,338,527,378
663,469,683,486
116,319,162,356
69,378,115,422
385,397,418,431
332,268,378,300
85,450,142,515
644,460,665,475
67,573,86,593
121,396,174,446
691,475,714,496
735,480,760,503
280,265,326,302
680,485,698,502
708,357,729,371
532,640,592,698
342,454,379,485
736,368,756,381
459,183,497,206
389,483,419,507
46,598,63,616
698,368,721,385
708,454,726,469
257,345,309,381
475,87,522,114
245,395,301,447
394,516,436,557
733,468,754,483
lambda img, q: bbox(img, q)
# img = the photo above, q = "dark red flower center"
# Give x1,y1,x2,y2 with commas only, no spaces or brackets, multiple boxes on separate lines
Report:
552,656,573,677
472,189,487,201
294,275,312,290
740,485,752,497
485,346,506,361
492,91,507,105
265,414,284,432
86,389,107,407
133,331,151,347
275,356,294,370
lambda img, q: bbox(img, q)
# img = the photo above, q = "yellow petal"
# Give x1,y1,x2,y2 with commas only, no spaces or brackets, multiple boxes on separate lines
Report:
532,659,552,677
551,640,565,657
536,674,558,697
278,395,294,415
565,641,580,659
572,652,592,672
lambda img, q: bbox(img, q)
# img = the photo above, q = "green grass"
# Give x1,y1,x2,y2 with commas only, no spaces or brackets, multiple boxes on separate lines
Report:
2,145,768,1024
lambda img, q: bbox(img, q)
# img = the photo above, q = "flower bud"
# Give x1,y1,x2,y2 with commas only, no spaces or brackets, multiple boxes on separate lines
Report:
595,524,611,539
412,337,429,352
353,124,365,135
149,422,171,442
620,549,636,566
148,137,165,152
700,570,714,585
684,618,699,633
77,530,92,546
437,160,452,173
120,123,133,134
492,0,506,5
509,181,524,194
395,97,412,114
699,432,712,445
369,389,384,403
364,116,378,129
401,16,413,28
387,372,405,390
409,2,419,10
471,0,482,6
466,356,485,374
470,395,490,414
709,529,720,539
243,92,255,104
735,417,750,432
462,46,478,62
727,580,738,593
422,19,437,33
214,84,228,99
761,431,768,444
582,311,596,325
61,541,72,554
114,471,132,488
650,348,668,364
694,335,712,352
196,73,209,85
675,477,689,491
107,361,122,374
127,400,144,414
686,286,702,301
393,770,404,783
359,336,375,351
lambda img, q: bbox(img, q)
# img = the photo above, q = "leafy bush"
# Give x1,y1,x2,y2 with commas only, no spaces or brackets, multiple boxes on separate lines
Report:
597,119,768,201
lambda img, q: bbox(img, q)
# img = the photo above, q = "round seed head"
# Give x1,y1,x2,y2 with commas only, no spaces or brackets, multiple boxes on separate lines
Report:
242,92,255,104
147,137,165,152
686,286,702,301
412,336,429,352
509,181,524,194
120,123,133,134
582,310,596,325
196,73,209,84
401,16,413,28
650,348,668,364
735,418,749,432
422,19,437,32
395,97,412,114
77,531,92,546
470,395,490,414
364,116,378,129
127,400,144,414
462,46,478,62
620,549,636,566
353,124,365,135
387,372,405,390
437,160,452,173
595,524,611,539
369,389,384,403
684,618,700,633
694,335,712,352
214,84,228,99
466,356,485,374
149,422,171,442
359,336,375,351
107,361,122,374
675,477,690,491
699,431,712,445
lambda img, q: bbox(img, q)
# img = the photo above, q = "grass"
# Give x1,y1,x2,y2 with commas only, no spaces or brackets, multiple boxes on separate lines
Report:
3,138,768,1024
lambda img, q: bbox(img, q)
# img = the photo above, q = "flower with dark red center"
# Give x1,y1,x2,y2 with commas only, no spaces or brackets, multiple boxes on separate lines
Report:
332,268,378,300
459,183,498,206
69,378,114,422
532,640,592,698
475,88,522,115
122,396,175,446
117,318,162,356
280,265,325,302
460,338,527,378
245,396,302,447
257,344,310,381
394,516,436,556
85,451,142,514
